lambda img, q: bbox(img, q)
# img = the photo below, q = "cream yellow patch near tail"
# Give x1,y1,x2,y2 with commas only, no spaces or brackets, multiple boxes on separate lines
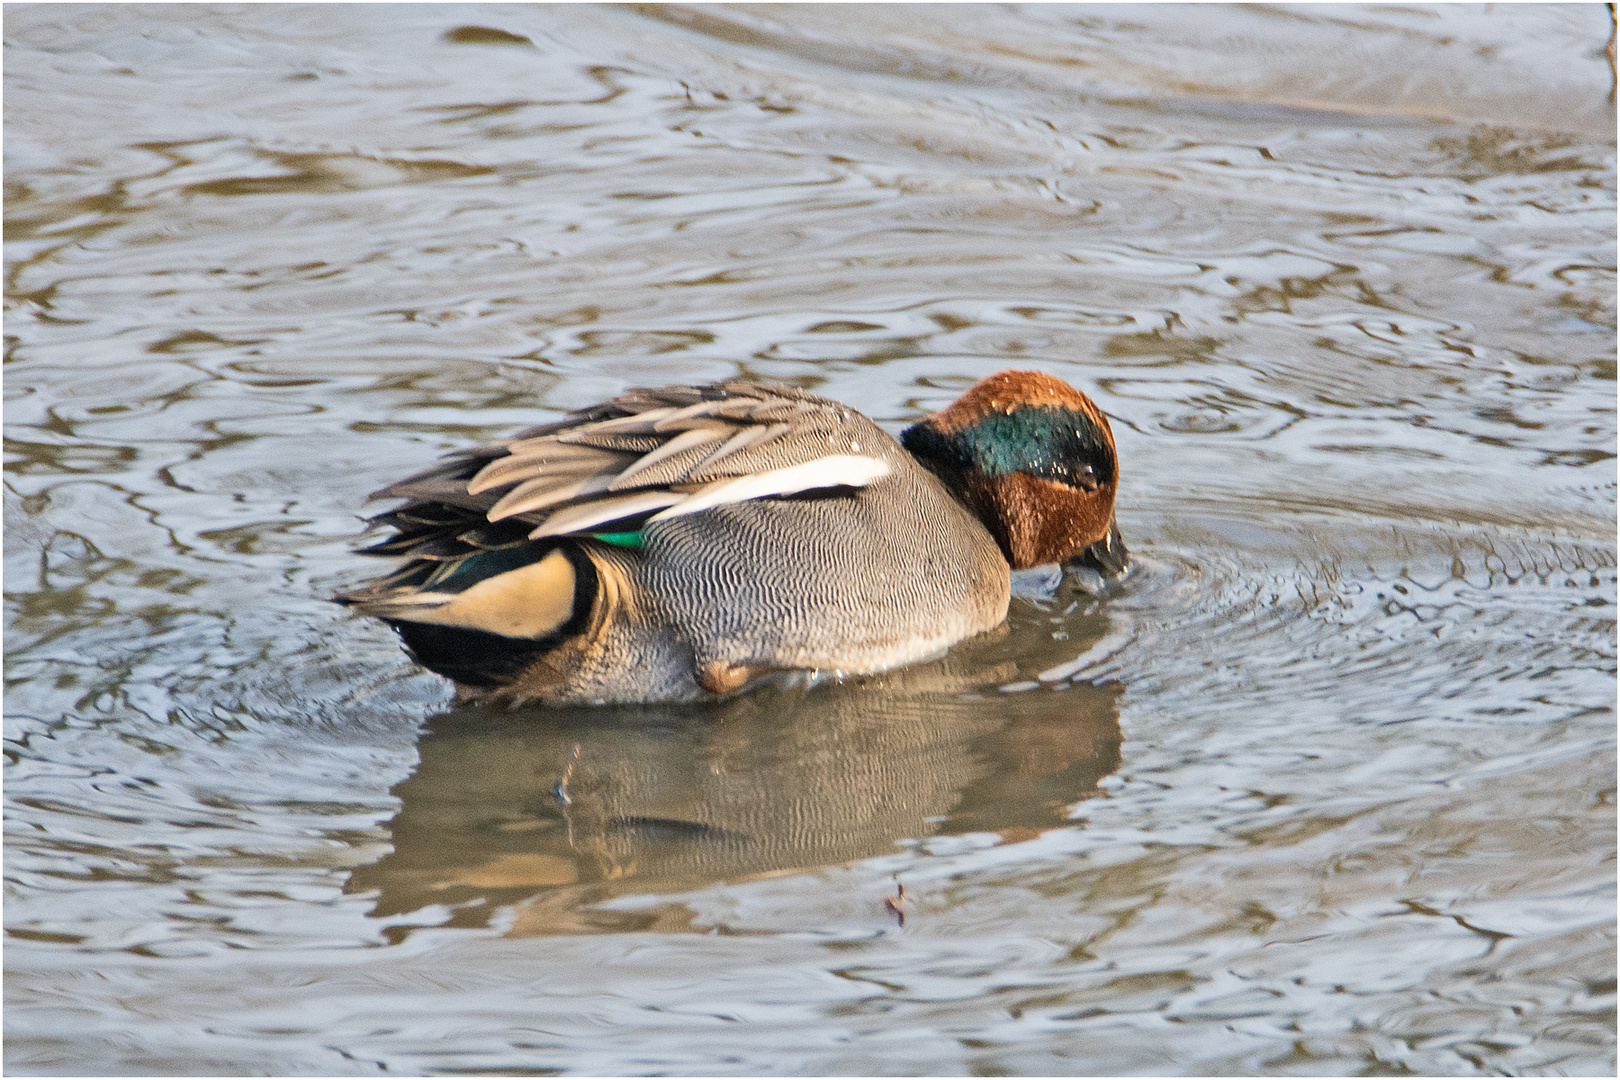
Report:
405,549,577,639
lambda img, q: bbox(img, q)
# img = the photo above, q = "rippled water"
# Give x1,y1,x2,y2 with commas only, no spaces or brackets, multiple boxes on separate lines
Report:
5,4,1615,1075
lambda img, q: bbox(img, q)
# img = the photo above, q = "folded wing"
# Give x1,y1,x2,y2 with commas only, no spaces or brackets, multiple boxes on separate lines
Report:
339,380,892,618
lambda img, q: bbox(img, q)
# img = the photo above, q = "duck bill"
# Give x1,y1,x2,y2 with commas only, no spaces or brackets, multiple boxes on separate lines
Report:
1072,515,1129,578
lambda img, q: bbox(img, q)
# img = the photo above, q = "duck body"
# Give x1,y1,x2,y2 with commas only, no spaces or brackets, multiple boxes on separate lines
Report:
338,372,1126,705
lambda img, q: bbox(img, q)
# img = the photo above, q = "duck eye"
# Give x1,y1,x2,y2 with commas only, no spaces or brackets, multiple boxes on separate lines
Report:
1028,460,1099,491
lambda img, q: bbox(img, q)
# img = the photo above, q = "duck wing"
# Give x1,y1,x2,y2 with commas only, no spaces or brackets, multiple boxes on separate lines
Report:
351,379,894,566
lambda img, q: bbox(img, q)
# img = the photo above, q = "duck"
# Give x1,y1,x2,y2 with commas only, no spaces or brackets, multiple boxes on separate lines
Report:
336,370,1127,705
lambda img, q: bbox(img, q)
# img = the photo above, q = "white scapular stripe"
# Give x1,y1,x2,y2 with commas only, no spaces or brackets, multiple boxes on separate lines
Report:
650,455,891,521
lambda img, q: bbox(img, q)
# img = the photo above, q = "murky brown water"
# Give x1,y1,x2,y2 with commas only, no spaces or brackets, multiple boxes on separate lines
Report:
5,4,1615,1075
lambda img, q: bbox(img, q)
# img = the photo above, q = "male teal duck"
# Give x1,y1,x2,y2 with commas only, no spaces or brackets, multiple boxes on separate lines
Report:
337,370,1127,704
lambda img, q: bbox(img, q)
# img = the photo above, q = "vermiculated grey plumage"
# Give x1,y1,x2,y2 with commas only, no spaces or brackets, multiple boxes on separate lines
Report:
338,379,1022,704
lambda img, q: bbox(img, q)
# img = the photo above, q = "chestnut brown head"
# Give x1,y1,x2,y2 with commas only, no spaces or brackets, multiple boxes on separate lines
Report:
901,370,1127,573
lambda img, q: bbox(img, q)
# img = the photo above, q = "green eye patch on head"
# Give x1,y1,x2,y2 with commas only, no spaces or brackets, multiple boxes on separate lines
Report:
903,405,1116,487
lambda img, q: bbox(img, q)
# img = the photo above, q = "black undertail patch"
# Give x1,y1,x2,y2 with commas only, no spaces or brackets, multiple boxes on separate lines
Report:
392,621,553,689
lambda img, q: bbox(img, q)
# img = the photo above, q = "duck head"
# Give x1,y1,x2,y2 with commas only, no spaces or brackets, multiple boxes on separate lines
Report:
901,370,1127,574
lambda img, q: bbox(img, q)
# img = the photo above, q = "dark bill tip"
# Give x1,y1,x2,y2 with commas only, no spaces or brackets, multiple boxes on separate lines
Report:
1071,516,1129,578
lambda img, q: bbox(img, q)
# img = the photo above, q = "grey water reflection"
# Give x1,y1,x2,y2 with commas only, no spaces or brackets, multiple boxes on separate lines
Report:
355,645,1122,937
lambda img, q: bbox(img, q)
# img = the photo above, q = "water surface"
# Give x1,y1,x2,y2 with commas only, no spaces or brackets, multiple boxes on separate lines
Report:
5,4,1615,1075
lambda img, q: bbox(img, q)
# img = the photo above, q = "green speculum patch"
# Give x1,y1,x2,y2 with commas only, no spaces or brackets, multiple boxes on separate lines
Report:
589,531,645,548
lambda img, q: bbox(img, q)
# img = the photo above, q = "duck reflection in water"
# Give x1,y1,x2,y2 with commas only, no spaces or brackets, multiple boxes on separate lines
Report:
348,605,1123,939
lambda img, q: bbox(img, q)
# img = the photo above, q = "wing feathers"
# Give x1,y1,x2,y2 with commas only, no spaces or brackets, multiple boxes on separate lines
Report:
373,480,493,513
574,406,678,435
555,430,666,453
360,381,896,559
487,469,622,521
608,424,731,489
501,436,628,460
467,446,633,495
648,399,733,430
694,422,790,473
528,490,687,539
